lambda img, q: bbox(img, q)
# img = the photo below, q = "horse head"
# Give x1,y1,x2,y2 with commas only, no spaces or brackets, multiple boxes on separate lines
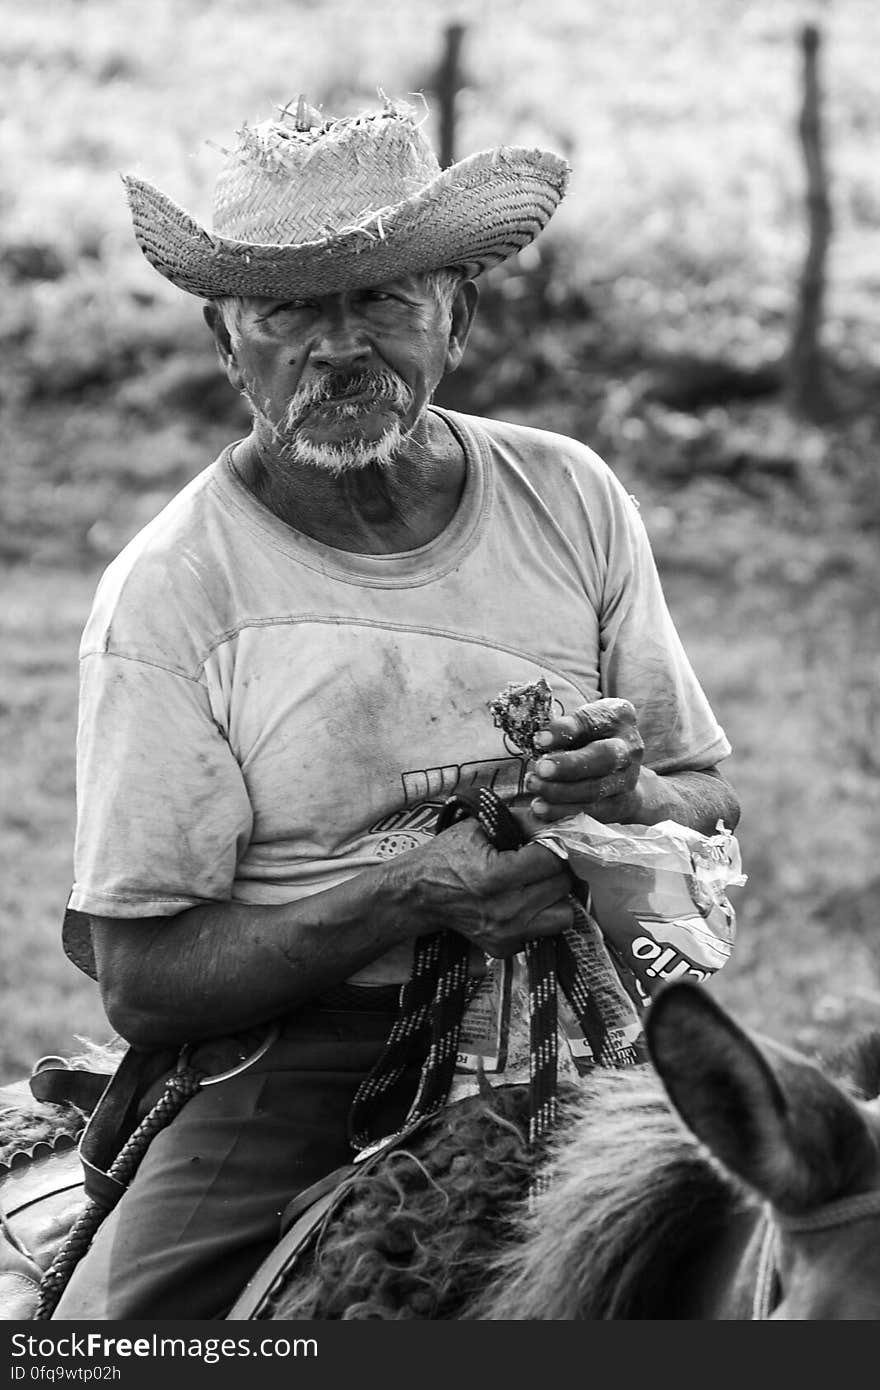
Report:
646,980,880,1319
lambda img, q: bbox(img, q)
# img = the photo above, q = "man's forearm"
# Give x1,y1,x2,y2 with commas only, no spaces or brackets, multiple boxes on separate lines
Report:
91,862,420,1049
635,766,740,835
89,814,572,1050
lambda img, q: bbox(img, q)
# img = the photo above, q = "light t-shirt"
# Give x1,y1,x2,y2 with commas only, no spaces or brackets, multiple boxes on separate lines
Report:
68,407,731,986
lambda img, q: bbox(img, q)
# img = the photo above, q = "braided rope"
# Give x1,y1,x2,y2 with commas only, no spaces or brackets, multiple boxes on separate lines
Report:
557,913,642,1069
347,933,446,1151
752,1209,780,1320
397,933,473,1129
349,790,562,1170
350,786,642,1201
750,1189,880,1319
32,1066,204,1320
751,1189,880,1318
525,937,559,1147
777,1187,880,1233
524,936,558,1205
348,789,514,1153
346,929,484,1151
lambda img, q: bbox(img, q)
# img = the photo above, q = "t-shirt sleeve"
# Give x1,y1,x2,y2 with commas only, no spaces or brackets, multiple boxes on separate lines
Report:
598,485,731,773
69,651,254,917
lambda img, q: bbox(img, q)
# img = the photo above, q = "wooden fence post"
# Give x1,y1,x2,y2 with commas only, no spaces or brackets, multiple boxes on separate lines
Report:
787,22,833,419
431,23,466,169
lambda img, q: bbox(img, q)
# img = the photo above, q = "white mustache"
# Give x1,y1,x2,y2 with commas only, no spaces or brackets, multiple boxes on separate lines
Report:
280,370,413,429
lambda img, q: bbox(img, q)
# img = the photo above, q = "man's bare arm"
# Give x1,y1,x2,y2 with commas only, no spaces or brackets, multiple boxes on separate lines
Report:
89,818,573,1049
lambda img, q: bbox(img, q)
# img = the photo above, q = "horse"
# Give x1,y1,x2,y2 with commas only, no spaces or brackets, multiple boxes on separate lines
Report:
2,980,880,1320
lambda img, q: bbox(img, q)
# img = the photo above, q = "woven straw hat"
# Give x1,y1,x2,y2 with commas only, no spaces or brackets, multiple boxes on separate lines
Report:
122,97,570,300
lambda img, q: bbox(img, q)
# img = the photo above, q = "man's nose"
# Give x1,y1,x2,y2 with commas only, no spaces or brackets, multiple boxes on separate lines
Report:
310,305,372,371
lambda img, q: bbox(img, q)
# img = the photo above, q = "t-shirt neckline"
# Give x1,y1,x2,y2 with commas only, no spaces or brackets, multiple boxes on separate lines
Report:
213,406,490,588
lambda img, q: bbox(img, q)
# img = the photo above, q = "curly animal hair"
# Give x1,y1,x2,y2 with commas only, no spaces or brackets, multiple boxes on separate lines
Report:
270,1083,560,1320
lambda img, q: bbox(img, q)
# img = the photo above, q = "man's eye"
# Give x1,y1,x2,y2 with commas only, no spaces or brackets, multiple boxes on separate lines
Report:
260,300,314,321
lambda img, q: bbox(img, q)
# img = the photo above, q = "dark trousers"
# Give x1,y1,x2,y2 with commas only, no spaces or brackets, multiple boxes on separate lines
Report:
52,987,412,1320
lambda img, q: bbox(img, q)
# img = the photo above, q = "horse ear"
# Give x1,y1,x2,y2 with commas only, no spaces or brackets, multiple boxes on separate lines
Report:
645,981,876,1213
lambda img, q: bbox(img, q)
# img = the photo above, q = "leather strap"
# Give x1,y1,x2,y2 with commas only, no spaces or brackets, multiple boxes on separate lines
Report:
226,1186,343,1321
278,1165,356,1239
226,1116,432,1321
75,1046,180,1206
29,1068,113,1116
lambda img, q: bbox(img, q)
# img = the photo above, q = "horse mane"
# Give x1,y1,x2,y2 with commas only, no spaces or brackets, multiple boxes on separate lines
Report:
821,1028,880,1102
468,1066,744,1320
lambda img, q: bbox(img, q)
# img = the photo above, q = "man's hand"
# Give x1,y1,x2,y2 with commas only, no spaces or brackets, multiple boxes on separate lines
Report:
524,697,646,825
400,816,574,959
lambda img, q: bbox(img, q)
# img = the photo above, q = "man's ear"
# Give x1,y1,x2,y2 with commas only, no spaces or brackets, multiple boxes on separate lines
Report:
445,279,479,373
203,303,245,392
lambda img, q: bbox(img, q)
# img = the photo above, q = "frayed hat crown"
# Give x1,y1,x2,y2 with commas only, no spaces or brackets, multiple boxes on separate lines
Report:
123,95,570,299
213,99,443,245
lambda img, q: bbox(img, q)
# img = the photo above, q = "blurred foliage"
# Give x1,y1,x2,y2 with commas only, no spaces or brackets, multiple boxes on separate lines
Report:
2,0,879,559
1,0,879,1072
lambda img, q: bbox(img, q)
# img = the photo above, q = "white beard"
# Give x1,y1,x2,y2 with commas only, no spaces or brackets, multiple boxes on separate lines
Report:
244,370,414,476
281,418,407,475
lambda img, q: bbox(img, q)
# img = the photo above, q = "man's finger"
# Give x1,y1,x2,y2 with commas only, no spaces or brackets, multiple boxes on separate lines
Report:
483,896,575,957
502,872,572,920
534,697,637,749
496,840,572,887
530,737,636,783
530,792,636,825
522,898,576,939
530,769,635,805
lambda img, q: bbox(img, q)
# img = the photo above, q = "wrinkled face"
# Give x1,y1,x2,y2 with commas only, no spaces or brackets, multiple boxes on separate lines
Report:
212,274,472,474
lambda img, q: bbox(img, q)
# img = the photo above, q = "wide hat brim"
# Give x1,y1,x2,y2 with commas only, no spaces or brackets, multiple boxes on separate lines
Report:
123,146,570,300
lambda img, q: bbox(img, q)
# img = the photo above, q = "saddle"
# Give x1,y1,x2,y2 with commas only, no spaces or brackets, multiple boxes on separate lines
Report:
0,1046,175,1320
1,1144,84,1318
0,1072,88,1320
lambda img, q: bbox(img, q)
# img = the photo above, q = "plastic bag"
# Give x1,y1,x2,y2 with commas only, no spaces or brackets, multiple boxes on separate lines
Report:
534,816,746,1010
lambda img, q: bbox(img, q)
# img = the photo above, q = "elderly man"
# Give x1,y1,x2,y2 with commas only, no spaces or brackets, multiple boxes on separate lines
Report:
52,97,738,1319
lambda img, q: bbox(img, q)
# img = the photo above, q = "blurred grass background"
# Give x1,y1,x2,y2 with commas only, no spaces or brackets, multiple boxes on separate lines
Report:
2,0,879,1080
